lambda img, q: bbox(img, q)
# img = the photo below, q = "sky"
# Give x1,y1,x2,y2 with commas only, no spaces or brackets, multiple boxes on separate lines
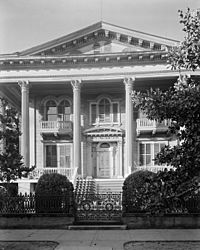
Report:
0,0,199,54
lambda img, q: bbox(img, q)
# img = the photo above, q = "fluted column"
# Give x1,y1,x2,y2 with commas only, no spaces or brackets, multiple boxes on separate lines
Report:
71,80,81,174
118,140,123,178
18,81,30,168
124,77,135,177
0,99,5,154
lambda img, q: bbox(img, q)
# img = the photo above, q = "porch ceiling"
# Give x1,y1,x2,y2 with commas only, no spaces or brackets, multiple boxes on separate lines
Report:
0,76,178,102
28,76,176,97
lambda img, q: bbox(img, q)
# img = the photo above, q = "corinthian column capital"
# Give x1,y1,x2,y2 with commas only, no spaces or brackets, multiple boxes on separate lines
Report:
124,77,135,90
18,80,29,93
71,79,82,92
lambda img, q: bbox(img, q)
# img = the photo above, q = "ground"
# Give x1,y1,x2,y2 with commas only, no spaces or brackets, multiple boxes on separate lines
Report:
0,241,58,250
124,241,200,250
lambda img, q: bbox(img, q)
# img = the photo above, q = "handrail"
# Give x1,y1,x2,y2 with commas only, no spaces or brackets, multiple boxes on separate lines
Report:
30,167,75,180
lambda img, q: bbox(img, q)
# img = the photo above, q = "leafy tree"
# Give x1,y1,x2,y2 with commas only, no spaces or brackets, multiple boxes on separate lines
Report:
168,8,200,71
131,9,200,213
0,98,34,183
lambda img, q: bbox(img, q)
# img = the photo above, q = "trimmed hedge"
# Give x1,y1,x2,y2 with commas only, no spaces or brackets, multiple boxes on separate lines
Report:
35,173,74,214
122,170,156,213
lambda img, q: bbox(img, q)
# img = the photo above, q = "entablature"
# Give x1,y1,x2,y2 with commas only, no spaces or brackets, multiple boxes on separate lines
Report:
83,126,124,138
0,51,168,71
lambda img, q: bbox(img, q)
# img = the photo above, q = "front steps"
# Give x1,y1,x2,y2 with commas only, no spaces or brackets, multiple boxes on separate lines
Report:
74,177,125,194
95,178,124,193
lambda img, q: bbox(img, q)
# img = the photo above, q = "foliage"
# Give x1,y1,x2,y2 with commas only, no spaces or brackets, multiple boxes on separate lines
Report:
130,9,200,214
0,183,18,196
35,173,74,213
35,173,73,195
122,170,156,213
168,8,200,71
0,98,34,182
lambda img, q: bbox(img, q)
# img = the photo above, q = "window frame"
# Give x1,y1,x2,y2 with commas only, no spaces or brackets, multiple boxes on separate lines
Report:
44,143,73,169
43,97,72,122
89,97,120,126
138,141,167,167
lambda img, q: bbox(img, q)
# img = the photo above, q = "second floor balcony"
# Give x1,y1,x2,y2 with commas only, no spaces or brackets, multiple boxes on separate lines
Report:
134,165,172,173
136,118,171,135
40,120,73,134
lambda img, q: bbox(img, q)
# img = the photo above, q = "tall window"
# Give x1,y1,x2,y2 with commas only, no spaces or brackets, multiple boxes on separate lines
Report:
99,98,111,122
46,145,57,167
59,145,71,168
45,144,72,168
46,100,57,121
57,100,71,121
45,99,71,121
139,142,166,166
90,97,119,124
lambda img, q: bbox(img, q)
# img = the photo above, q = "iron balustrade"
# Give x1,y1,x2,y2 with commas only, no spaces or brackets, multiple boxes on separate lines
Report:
0,193,199,216
0,193,75,215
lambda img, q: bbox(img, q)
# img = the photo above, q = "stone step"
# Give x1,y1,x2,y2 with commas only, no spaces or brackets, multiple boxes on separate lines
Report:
95,179,124,193
68,225,127,230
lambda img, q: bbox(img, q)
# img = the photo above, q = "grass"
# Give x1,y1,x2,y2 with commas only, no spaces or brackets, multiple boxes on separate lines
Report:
124,241,200,250
0,241,58,250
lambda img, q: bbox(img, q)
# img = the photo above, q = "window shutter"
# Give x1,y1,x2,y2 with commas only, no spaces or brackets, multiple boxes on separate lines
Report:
59,145,71,168
91,104,97,123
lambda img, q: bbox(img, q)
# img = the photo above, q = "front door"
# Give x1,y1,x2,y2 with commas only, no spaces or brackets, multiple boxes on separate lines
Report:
97,143,111,178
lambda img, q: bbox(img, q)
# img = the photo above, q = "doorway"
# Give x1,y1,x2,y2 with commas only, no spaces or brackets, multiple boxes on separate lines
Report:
97,143,111,178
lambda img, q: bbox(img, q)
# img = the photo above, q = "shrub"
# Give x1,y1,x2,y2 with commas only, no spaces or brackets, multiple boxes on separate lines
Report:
0,183,18,196
35,173,74,214
122,170,156,213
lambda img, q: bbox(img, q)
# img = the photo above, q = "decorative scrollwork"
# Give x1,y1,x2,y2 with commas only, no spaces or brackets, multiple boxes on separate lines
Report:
105,202,114,211
75,192,122,222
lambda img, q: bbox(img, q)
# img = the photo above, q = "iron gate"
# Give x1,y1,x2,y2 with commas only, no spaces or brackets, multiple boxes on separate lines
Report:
75,192,122,224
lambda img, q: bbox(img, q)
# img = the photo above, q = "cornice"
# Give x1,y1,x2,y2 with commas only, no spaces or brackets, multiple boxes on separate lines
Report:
0,51,168,71
16,22,178,57
1,69,199,83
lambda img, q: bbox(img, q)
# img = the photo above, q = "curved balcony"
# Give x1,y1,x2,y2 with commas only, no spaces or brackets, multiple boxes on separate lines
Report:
40,120,72,134
136,118,171,135
134,165,172,173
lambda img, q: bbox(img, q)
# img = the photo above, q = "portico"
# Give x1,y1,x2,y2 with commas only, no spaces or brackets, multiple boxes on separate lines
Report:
0,21,183,193
15,76,137,179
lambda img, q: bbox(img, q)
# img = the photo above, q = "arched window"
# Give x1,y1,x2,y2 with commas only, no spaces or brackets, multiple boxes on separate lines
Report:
44,98,71,121
99,98,111,122
90,97,119,124
46,100,57,121
58,100,71,121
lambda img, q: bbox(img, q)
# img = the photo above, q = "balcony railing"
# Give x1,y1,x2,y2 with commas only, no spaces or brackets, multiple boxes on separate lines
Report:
136,118,171,135
134,165,172,173
29,167,76,181
40,121,72,133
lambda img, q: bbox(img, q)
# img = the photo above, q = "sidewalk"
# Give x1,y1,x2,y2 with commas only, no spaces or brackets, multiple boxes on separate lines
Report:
0,229,200,250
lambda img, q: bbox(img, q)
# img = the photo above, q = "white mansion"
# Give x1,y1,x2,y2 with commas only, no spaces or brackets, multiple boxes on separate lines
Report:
0,22,198,193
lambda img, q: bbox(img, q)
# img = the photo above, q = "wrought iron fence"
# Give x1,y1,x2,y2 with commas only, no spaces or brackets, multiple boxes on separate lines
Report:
75,192,122,222
0,193,75,215
0,193,199,216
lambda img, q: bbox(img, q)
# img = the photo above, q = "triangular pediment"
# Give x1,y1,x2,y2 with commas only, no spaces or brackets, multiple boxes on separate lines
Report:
18,22,179,57
84,126,124,137
76,41,149,55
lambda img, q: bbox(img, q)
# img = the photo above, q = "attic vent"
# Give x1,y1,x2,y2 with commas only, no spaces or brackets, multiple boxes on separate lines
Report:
93,42,100,54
